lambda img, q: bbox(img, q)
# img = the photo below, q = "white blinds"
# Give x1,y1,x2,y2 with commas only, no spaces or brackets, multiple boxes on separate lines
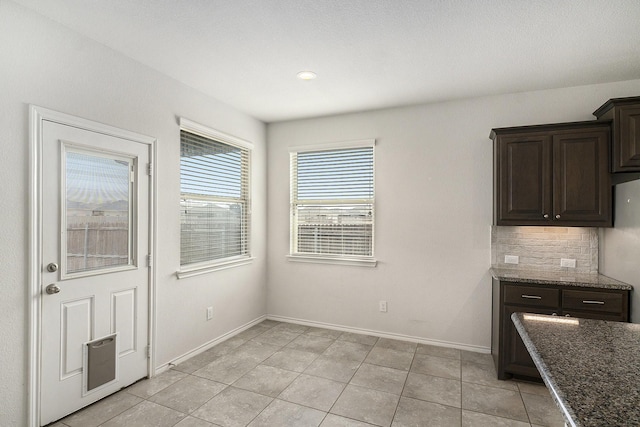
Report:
180,130,250,265
291,145,374,257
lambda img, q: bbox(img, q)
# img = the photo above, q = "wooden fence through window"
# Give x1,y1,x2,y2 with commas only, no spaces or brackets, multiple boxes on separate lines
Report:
66,216,129,273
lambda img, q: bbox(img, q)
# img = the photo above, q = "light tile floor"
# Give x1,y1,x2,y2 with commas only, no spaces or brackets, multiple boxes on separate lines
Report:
49,320,565,427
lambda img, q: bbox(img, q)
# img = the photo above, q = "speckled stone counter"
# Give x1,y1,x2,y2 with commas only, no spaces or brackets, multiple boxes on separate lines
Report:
491,267,633,290
512,312,640,427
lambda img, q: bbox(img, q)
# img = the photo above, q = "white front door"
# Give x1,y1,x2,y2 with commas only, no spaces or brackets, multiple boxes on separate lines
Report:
39,120,151,425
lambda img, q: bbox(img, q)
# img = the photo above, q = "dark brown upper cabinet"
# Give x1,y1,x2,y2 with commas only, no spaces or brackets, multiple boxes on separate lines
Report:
593,96,640,173
491,121,612,227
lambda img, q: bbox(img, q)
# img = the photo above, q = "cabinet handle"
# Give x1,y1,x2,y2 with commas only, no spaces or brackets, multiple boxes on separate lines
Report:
582,300,605,305
552,312,558,316
565,314,571,317
543,214,549,219
521,294,542,300
555,214,561,219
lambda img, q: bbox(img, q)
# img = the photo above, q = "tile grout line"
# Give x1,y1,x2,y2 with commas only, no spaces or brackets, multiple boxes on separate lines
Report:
235,327,300,426
174,324,289,426
389,345,418,427
215,329,277,426
460,350,464,425
518,386,534,427
324,337,375,420
251,329,374,425
230,325,348,426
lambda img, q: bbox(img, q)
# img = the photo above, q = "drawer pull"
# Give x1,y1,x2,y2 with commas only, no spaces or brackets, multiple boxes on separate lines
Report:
582,300,605,305
521,295,542,300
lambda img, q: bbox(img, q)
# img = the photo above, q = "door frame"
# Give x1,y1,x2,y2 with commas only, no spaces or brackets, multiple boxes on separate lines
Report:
28,105,158,427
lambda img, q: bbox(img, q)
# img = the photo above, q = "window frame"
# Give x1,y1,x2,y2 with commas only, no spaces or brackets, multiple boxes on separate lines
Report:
176,118,254,279
288,139,376,267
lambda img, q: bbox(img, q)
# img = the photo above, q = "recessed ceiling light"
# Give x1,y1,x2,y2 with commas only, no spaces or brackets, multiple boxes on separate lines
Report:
297,71,317,80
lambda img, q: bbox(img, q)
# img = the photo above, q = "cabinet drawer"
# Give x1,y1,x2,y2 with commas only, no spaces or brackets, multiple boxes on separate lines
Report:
562,290,623,314
562,311,625,322
504,285,560,308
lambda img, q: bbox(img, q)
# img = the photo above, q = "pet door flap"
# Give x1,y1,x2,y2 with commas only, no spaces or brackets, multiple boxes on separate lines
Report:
86,334,117,391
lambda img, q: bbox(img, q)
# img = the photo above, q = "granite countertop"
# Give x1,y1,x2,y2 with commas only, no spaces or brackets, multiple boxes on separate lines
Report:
512,312,640,427
491,267,633,290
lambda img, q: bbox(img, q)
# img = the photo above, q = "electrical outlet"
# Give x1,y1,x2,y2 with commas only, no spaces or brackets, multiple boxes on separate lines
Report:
206,306,213,320
504,255,519,264
379,301,387,312
560,258,576,268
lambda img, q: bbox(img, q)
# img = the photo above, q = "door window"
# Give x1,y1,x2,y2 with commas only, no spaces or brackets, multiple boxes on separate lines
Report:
64,147,134,275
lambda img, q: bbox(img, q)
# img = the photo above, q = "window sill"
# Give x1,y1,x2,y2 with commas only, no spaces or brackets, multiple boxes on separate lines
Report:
177,256,255,279
286,254,377,268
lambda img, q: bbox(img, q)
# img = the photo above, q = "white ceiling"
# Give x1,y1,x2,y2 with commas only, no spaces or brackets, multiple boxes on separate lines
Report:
14,0,640,123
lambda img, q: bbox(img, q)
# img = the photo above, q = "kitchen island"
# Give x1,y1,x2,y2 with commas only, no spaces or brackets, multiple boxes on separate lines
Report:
512,312,640,427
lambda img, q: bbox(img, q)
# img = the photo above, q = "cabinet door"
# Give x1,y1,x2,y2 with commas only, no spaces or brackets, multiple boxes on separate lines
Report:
553,129,611,226
502,305,557,379
615,104,640,171
497,134,553,225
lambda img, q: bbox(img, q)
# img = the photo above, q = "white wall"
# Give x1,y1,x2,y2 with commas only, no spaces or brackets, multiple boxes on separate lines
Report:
0,2,267,425
267,80,640,350
600,179,640,322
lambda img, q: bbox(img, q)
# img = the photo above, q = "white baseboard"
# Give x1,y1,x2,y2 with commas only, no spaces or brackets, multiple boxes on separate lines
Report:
266,314,491,354
155,313,490,376
154,314,267,375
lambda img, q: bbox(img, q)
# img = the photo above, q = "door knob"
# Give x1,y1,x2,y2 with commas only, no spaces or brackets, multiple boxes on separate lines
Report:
543,214,549,219
555,214,561,219
46,262,59,273
46,284,61,295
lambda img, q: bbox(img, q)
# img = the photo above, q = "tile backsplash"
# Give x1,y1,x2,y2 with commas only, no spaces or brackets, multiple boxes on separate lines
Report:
491,226,598,274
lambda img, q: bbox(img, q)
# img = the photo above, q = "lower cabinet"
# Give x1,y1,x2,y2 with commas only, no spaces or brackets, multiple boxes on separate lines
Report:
492,279,630,381
502,305,558,378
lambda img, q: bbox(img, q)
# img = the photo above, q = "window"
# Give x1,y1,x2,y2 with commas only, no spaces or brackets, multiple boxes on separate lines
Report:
178,118,252,276
289,140,375,266
64,148,133,275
